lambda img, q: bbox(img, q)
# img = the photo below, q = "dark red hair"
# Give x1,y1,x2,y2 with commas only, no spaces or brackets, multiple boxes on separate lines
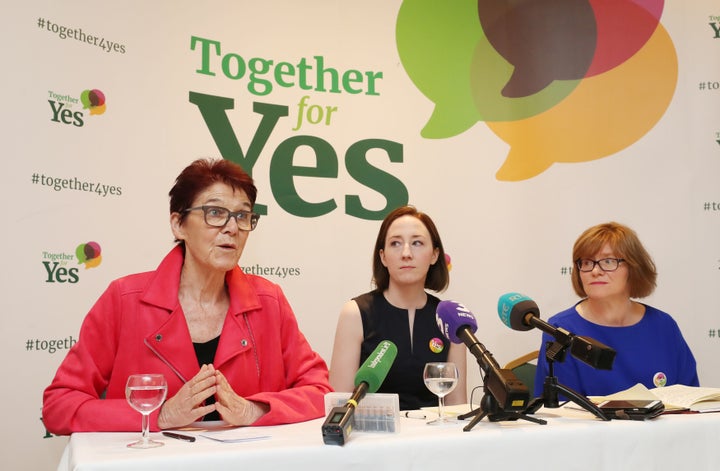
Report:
169,158,257,221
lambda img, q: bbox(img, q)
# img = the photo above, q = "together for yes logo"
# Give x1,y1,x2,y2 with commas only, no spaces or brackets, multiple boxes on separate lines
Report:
396,0,676,181
48,88,107,127
41,242,102,284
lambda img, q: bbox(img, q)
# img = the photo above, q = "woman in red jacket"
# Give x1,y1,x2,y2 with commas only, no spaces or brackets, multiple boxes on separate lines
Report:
42,158,331,434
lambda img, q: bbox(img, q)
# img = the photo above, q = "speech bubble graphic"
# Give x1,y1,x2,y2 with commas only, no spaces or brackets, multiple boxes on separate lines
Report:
89,103,107,115
88,89,105,107
80,89,107,115
396,0,674,180
396,0,483,138
80,90,92,109
477,0,597,98
76,241,103,268
84,255,103,269
488,22,676,181
75,244,87,264
585,0,664,77
469,30,581,122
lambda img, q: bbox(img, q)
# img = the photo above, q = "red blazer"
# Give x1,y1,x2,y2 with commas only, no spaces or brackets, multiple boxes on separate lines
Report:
42,246,331,435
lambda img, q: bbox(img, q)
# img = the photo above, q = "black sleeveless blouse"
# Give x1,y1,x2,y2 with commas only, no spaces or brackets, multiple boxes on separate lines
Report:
356,290,450,410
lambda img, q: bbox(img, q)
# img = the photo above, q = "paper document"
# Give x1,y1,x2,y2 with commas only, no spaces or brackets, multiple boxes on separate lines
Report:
593,383,720,413
649,385,720,412
589,383,658,403
200,428,272,443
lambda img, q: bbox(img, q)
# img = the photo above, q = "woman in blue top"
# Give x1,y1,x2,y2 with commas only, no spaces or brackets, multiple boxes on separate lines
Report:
534,222,699,398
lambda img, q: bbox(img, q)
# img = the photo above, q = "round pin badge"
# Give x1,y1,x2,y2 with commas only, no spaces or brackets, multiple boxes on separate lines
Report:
429,337,444,353
653,372,667,388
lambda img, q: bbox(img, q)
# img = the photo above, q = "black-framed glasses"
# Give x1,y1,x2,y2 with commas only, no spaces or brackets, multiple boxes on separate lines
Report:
575,258,625,272
184,205,260,231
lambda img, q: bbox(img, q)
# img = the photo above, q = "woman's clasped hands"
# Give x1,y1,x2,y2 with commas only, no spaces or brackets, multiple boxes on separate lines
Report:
158,364,267,429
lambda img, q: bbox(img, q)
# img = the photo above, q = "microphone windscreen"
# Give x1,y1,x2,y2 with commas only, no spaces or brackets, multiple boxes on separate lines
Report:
497,293,537,331
354,340,398,393
435,300,478,344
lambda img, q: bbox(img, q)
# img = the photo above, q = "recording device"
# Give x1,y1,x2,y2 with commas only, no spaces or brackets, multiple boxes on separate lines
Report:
598,399,662,411
322,340,398,445
598,399,665,420
436,300,529,411
497,292,616,370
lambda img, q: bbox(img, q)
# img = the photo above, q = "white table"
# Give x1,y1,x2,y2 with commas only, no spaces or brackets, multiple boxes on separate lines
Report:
58,406,720,471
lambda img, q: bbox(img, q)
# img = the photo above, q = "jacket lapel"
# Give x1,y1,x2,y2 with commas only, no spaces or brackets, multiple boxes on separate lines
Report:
139,246,198,383
214,268,262,370
144,307,199,383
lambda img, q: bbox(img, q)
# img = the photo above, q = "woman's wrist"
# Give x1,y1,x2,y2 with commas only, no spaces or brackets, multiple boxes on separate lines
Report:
247,401,269,423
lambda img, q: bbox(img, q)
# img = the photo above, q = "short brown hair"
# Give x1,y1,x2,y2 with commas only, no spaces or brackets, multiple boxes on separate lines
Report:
371,206,449,292
571,222,657,298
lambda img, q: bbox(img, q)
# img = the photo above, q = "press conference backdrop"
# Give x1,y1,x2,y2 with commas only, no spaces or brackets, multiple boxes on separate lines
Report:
1,1,718,469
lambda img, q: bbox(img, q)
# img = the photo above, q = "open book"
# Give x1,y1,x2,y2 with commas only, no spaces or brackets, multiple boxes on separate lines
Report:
592,383,720,413
649,385,720,412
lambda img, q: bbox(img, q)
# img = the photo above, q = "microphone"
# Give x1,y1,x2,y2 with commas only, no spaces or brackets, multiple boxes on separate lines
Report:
322,340,397,445
497,293,616,370
436,300,529,411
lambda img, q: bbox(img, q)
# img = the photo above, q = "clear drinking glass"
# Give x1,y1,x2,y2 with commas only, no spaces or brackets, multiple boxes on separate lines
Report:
125,374,168,448
423,362,459,424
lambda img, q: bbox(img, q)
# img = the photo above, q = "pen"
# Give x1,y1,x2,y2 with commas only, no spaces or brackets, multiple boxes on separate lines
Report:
404,411,427,419
162,431,196,442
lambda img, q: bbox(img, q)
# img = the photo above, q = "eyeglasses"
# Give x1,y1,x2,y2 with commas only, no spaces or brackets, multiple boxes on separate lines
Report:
183,205,260,231
575,258,625,272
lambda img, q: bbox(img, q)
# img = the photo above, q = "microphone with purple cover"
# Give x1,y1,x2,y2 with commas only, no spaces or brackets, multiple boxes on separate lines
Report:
436,300,529,411
497,293,616,370
322,340,397,445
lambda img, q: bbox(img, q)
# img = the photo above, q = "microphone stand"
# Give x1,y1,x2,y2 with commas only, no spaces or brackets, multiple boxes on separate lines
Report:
524,340,609,421
458,372,547,431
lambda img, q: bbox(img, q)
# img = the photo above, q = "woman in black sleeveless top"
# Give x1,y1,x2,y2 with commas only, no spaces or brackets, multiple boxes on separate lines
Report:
329,206,467,410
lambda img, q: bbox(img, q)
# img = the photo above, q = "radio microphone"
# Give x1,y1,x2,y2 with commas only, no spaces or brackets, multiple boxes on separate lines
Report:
322,340,397,445
436,300,529,411
497,293,616,370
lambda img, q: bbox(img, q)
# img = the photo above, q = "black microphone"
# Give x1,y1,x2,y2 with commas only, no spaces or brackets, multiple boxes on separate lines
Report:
436,300,529,411
322,340,398,445
498,293,616,370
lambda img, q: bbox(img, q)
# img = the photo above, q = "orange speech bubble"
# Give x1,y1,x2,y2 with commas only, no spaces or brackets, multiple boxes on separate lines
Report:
489,22,676,181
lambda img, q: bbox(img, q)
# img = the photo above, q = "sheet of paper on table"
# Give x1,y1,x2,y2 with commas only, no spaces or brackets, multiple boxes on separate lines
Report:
199,428,272,443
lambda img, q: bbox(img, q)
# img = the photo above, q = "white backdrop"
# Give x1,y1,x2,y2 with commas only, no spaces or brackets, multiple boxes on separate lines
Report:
2,1,719,469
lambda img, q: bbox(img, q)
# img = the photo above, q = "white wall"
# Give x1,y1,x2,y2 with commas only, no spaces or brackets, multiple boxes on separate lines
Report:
2,1,718,469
